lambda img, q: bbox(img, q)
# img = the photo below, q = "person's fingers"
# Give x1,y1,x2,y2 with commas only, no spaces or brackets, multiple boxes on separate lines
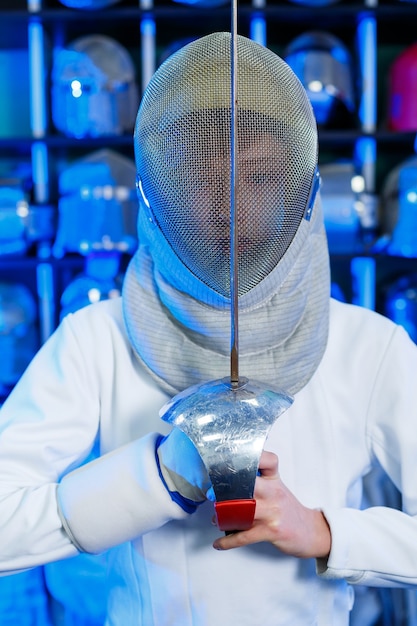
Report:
213,528,259,550
210,450,280,549
258,449,279,477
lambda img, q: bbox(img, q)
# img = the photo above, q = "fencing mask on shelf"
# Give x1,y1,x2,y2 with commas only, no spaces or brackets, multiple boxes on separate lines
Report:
284,30,356,128
319,160,365,254
53,149,138,258
388,43,417,132
52,34,139,138
123,32,330,396
380,155,417,257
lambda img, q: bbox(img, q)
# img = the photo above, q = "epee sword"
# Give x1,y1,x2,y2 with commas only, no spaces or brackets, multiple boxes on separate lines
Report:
160,1,293,532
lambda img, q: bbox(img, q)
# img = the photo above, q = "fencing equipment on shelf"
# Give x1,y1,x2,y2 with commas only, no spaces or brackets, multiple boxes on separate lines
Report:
0,181,55,256
319,160,366,254
0,282,38,389
53,149,138,258
388,43,417,132
379,155,417,257
60,252,124,321
52,35,139,138
284,31,356,128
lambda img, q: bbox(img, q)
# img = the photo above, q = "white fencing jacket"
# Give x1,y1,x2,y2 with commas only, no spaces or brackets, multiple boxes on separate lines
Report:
0,296,417,625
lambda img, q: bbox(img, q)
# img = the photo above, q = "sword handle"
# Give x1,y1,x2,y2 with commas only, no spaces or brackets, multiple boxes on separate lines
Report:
214,499,256,534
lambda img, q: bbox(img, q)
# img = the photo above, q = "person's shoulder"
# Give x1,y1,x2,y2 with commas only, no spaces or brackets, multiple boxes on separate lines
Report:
69,296,122,318
327,297,402,355
60,296,126,340
329,297,395,332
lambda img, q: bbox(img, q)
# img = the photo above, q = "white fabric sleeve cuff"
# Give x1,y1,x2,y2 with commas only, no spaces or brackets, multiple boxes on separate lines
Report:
57,433,189,554
317,506,417,586
316,507,373,582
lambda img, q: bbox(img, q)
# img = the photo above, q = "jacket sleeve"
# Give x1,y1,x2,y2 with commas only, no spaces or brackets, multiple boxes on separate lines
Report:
318,324,417,587
0,309,185,573
57,432,189,554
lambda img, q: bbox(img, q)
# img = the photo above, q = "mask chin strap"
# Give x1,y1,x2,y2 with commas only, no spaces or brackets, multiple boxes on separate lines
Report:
304,165,321,222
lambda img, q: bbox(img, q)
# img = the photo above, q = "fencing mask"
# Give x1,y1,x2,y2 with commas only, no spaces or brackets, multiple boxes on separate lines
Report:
123,32,330,396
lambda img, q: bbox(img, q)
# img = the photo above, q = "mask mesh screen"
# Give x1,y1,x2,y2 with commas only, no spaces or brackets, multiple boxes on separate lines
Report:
135,32,317,297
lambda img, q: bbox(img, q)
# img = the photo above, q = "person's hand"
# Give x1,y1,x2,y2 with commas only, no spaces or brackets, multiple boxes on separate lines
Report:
157,427,212,503
212,450,331,559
